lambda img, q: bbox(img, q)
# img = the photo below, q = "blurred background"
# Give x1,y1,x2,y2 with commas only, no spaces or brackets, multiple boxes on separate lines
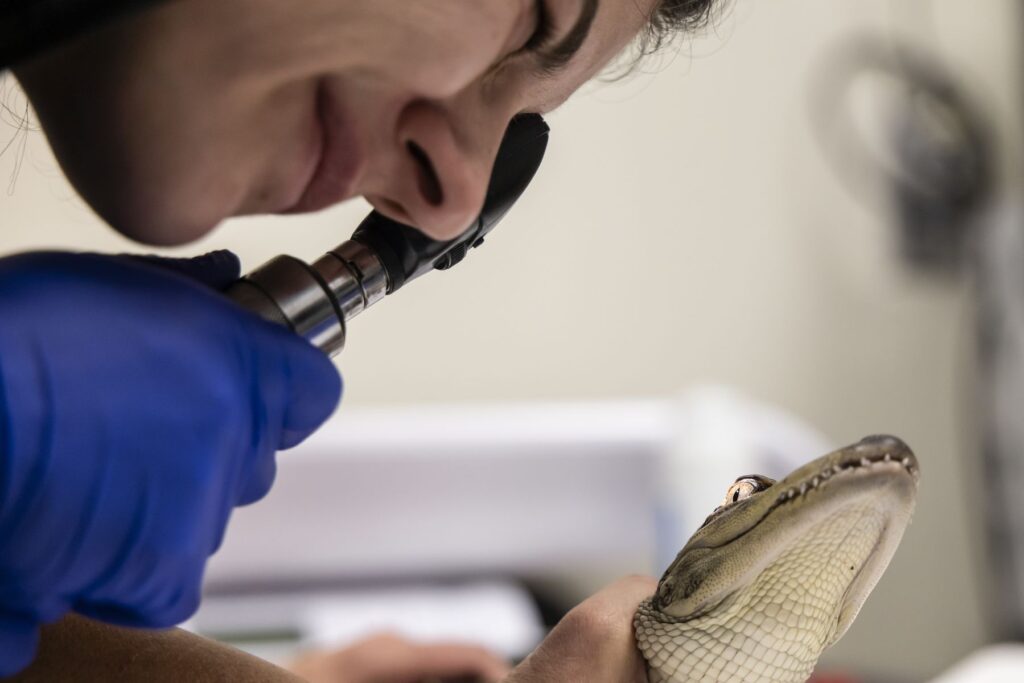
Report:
3,0,1023,680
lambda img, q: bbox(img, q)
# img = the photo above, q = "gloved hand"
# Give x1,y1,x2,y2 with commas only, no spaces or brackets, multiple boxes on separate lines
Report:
0,251,341,675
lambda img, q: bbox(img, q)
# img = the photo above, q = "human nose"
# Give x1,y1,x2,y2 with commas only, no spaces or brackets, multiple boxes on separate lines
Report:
378,100,502,241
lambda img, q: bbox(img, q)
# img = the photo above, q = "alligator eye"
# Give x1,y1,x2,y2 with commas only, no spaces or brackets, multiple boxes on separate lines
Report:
721,477,767,507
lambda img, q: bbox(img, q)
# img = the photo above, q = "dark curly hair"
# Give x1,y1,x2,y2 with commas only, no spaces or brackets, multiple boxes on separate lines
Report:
643,0,721,53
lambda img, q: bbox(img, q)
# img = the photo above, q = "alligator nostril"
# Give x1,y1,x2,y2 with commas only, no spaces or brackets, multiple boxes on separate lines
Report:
406,141,443,207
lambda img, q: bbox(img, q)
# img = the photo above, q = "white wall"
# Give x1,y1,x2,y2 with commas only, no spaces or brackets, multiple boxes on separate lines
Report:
2,0,1021,678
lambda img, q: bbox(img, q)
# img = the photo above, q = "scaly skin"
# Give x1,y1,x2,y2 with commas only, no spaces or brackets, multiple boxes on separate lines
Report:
635,435,919,683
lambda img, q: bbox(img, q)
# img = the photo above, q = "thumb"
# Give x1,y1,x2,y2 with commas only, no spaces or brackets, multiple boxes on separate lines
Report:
122,250,242,290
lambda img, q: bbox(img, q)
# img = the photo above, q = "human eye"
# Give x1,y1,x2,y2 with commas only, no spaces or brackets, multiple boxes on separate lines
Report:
520,0,555,54
486,0,560,84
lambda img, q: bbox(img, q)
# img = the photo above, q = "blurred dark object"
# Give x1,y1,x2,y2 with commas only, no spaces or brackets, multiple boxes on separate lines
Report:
972,1,1024,642
975,201,1024,640
809,18,1024,651
810,35,993,275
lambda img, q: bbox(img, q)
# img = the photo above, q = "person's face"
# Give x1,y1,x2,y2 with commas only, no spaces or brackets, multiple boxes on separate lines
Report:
14,0,654,245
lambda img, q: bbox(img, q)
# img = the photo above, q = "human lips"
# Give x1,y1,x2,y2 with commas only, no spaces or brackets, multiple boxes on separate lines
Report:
286,83,364,214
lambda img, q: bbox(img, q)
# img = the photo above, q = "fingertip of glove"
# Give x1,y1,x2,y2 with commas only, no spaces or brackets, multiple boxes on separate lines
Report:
196,250,242,285
280,346,342,450
236,452,279,506
123,250,242,290
159,583,202,627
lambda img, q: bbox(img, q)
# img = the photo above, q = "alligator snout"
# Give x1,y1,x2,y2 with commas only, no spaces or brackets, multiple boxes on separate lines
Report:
857,434,910,451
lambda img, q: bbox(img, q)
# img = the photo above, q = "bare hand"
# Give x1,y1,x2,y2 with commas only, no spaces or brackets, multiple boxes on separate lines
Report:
290,633,511,683
505,575,656,683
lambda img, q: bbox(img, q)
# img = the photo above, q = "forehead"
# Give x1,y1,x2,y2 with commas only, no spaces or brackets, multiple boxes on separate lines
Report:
530,0,658,113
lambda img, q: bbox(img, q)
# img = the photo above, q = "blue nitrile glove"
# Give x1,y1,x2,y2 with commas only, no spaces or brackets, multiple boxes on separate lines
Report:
0,251,341,675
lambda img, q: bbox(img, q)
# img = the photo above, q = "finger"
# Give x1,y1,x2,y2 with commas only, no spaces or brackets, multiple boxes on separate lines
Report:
584,575,659,619
234,451,279,507
506,575,657,683
124,250,241,290
565,576,656,683
232,324,339,507
276,336,343,450
75,555,204,630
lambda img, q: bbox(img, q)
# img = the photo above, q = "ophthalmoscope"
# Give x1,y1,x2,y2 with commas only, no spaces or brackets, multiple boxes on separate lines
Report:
226,114,549,356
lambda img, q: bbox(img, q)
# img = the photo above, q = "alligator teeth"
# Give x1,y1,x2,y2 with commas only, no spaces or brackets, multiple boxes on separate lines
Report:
883,452,892,461
811,477,820,488
901,457,912,468
860,457,871,467
799,483,808,495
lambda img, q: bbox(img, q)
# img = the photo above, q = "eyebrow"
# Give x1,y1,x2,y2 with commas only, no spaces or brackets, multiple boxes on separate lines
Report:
536,0,600,74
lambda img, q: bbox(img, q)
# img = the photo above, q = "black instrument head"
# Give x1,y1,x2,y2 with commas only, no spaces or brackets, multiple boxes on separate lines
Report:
351,114,549,293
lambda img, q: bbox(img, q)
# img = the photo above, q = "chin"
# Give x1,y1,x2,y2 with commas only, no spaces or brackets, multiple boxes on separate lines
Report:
69,160,252,246
116,216,223,247
90,189,229,247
